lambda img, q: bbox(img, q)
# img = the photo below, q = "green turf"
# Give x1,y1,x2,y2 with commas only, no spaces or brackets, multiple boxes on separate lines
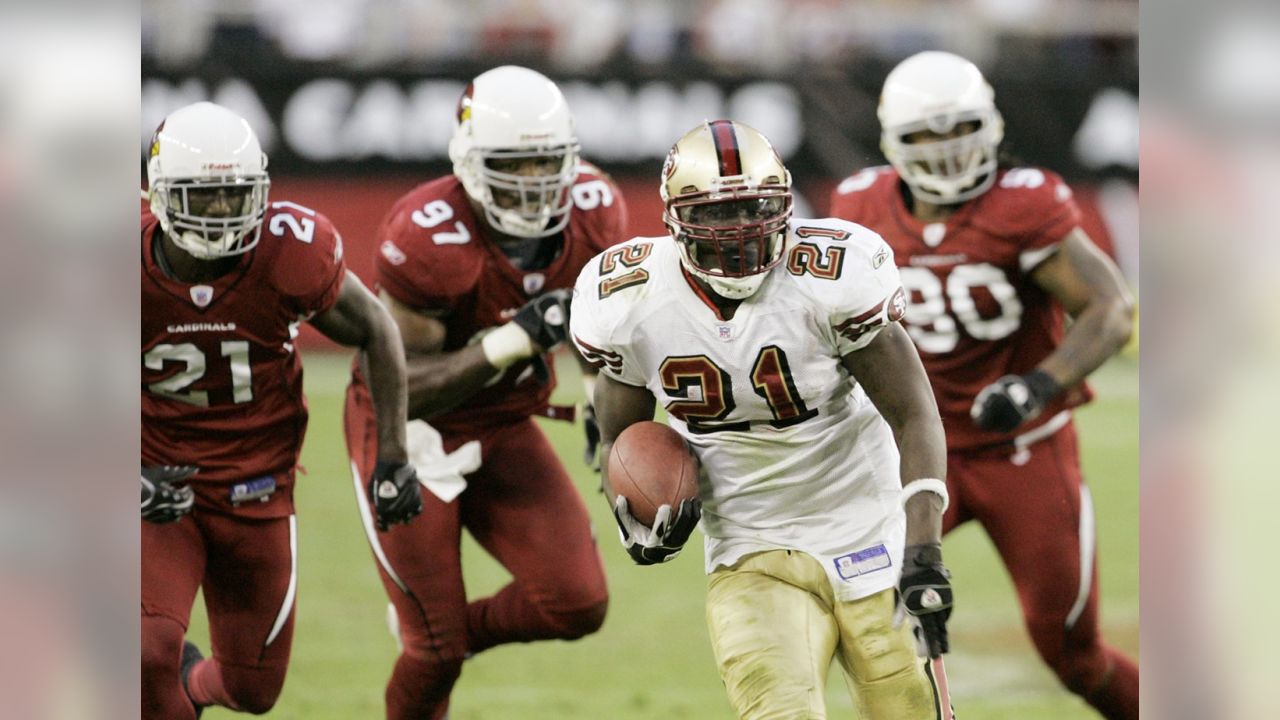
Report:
187,354,1138,719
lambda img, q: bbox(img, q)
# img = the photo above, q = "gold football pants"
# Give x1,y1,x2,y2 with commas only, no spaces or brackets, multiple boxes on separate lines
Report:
706,549,942,719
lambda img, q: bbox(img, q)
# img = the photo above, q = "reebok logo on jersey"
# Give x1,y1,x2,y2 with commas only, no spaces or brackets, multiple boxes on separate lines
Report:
873,247,889,269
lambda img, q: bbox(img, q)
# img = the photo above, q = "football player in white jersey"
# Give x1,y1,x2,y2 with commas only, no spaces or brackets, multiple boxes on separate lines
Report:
571,120,955,719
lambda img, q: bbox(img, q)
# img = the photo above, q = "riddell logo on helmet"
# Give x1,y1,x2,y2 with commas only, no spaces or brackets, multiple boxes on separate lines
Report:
202,162,238,170
520,132,553,141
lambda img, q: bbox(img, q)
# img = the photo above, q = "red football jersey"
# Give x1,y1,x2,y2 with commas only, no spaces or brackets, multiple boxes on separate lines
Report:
362,163,628,435
141,202,346,517
829,166,1092,451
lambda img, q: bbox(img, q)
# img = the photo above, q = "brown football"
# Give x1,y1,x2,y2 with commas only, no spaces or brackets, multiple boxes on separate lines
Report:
607,421,700,527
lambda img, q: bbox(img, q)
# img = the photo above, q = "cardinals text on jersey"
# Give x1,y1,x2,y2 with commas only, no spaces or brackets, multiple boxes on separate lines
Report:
141,201,345,517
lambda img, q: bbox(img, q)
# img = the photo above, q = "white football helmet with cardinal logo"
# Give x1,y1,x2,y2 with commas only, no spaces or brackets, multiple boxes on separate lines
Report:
146,101,271,259
448,65,580,238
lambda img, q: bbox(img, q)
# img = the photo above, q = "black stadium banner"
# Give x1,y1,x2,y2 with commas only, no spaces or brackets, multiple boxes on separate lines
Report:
141,59,1137,182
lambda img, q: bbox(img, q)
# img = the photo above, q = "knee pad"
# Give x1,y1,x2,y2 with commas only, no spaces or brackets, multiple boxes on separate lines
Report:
1055,643,1112,697
835,592,917,683
140,615,185,676
219,663,287,715
1028,620,1111,696
544,597,608,640
387,650,464,715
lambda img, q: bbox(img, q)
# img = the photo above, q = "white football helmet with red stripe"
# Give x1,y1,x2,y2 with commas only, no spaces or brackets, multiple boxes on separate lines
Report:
879,51,1004,204
448,65,580,238
661,120,793,300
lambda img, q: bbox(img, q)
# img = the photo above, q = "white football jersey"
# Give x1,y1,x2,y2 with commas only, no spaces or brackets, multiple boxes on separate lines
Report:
571,217,911,601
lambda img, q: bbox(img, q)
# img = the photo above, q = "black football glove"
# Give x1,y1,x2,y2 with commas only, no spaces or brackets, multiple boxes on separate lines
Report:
141,465,197,523
369,461,423,532
612,495,701,566
583,403,601,470
970,370,1060,433
898,543,954,658
512,288,572,352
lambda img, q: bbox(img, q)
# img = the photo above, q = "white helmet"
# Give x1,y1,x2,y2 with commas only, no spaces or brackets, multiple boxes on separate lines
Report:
448,66,580,238
879,51,1005,204
661,120,793,300
146,102,271,259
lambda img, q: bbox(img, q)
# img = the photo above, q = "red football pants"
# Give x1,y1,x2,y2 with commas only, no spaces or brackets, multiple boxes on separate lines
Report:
345,393,609,720
140,511,296,718
944,422,1138,720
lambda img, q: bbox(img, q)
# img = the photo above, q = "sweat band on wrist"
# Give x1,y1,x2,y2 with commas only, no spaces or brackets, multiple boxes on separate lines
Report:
481,322,535,370
901,478,949,513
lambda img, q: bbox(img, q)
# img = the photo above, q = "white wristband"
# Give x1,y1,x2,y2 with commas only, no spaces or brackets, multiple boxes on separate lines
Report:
901,478,949,513
481,322,535,370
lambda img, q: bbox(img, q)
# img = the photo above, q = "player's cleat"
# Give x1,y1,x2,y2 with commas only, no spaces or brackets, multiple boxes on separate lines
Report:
180,640,206,718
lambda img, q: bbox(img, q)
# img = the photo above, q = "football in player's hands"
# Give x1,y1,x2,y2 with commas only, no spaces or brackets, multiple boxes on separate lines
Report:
512,288,573,352
607,421,699,527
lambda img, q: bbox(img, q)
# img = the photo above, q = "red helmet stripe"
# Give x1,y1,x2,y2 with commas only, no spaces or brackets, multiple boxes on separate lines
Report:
709,120,741,177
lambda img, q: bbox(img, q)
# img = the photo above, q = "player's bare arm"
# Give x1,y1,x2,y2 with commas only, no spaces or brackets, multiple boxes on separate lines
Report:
591,372,656,502
972,227,1135,433
380,290,502,419
1030,227,1135,388
842,322,953,656
381,288,573,420
311,273,422,530
840,322,947,545
312,273,409,463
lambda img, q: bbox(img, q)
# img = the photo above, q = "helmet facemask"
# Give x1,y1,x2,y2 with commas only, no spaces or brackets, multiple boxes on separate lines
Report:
149,173,271,259
883,108,1003,205
666,183,792,300
459,143,580,239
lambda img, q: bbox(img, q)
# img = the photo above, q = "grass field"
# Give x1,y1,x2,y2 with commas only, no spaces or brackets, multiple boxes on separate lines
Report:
188,353,1138,719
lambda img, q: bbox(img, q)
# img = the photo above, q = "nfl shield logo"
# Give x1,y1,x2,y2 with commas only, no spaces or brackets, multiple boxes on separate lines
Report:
716,324,734,341
190,285,214,308
523,273,546,295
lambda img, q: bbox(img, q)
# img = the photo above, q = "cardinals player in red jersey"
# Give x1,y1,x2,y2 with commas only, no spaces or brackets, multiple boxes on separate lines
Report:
342,66,625,719
830,52,1138,719
141,102,422,719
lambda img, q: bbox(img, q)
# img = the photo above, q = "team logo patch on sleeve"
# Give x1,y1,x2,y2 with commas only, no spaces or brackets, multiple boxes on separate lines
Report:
888,287,907,322
834,544,892,580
